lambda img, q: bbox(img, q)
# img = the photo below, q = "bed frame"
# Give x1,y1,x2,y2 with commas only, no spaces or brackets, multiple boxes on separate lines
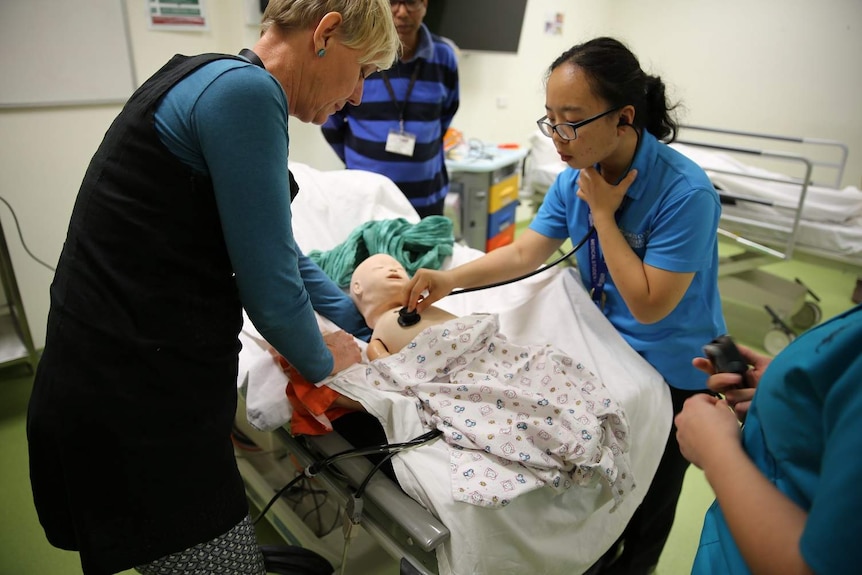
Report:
676,124,849,263
675,125,851,352
235,390,447,575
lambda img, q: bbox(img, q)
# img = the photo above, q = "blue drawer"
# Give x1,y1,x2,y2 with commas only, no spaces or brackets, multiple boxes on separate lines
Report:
487,202,518,238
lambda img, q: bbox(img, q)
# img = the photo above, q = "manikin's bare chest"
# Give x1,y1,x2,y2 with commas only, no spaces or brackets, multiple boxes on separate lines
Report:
372,306,458,355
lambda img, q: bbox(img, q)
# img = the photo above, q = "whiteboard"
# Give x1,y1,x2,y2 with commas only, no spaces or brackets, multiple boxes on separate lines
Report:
0,0,136,108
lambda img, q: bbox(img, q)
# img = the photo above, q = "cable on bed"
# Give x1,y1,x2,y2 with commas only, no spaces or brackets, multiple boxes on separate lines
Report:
252,472,307,525
252,428,443,526
0,195,57,273
304,428,442,477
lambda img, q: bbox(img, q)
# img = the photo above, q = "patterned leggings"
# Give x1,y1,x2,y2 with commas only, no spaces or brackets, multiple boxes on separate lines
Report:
135,515,265,575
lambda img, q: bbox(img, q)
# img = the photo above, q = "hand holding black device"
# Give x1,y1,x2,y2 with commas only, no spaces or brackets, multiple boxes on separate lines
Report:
703,335,749,387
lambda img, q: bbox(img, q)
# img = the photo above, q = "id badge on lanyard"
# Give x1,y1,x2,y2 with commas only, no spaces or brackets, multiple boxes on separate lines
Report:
382,64,421,158
385,123,417,157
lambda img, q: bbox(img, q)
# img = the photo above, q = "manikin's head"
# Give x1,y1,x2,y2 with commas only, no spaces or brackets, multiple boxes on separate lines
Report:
350,253,410,325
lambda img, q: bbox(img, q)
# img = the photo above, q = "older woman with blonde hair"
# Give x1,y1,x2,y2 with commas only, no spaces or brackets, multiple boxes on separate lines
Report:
26,2,398,574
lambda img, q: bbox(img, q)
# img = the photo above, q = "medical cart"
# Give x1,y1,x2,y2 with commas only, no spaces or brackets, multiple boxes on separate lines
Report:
445,145,528,252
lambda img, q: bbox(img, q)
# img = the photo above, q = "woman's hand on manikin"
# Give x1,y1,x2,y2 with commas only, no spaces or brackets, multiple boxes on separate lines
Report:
324,330,362,375
576,167,637,221
403,268,456,314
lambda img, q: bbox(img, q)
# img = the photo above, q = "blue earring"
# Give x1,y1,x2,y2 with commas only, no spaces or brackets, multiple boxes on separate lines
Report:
317,48,326,57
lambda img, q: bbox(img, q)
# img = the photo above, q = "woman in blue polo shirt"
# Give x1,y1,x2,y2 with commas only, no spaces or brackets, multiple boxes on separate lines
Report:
404,36,726,574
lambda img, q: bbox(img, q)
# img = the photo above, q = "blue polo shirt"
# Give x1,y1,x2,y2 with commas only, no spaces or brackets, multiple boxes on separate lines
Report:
692,304,862,574
530,131,725,390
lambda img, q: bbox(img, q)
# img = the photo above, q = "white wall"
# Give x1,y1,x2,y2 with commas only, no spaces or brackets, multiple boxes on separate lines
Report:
0,0,859,348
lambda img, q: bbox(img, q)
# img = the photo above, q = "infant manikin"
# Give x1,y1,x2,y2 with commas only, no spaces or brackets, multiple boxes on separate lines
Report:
349,254,455,359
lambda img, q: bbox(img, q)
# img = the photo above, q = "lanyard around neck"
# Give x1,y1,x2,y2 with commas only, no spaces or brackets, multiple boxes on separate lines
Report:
586,132,639,310
587,215,608,309
381,63,422,128
588,196,632,310
239,48,265,70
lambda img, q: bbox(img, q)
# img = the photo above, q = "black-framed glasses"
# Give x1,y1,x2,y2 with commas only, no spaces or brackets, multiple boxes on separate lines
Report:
536,107,621,141
390,0,424,12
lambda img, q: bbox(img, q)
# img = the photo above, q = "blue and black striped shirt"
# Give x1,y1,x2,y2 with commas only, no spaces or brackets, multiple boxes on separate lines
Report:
322,24,459,215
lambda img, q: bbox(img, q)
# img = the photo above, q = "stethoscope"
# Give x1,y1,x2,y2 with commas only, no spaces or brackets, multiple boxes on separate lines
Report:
398,125,640,327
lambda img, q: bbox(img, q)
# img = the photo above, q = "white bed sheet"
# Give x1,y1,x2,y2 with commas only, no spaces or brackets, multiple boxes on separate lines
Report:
237,162,671,574
329,260,670,575
669,143,862,222
524,130,567,194
669,143,862,264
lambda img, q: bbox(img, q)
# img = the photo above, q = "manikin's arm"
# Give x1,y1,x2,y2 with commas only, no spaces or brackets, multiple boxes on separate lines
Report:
366,339,391,361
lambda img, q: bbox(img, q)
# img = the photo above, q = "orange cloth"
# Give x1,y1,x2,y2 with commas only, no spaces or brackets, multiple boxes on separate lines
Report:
443,127,463,152
275,355,353,436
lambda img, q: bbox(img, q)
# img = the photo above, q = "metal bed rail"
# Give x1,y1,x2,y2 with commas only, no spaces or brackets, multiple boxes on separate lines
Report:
235,388,448,575
679,124,848,188
675,125,849,352
675,124,853,265
675,137,813,263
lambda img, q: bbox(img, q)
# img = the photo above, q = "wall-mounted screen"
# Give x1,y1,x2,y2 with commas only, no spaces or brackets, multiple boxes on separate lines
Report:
424,0,528,54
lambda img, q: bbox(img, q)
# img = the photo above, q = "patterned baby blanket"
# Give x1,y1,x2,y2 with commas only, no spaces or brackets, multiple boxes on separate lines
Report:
329,313,635,509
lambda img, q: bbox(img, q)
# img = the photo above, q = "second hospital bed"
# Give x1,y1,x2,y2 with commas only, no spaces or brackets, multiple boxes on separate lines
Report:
523,124,862,353
233,162,672,575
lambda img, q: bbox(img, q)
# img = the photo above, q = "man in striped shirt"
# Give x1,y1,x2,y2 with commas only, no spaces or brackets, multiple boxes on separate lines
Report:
322,0,459,218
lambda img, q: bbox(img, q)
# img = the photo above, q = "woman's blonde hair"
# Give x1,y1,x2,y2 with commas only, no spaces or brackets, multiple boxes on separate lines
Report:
261,0,400,71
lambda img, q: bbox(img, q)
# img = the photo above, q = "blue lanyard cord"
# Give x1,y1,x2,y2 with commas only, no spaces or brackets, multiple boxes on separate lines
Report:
587,128,640,308
589,213,608,309
587,213,609,307
584,193,633,308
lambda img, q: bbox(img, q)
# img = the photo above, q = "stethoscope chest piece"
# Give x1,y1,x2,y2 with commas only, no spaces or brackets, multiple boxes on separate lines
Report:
397,307,421,327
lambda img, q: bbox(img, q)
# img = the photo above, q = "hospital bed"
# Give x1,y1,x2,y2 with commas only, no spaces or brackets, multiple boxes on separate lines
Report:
234,162,672,575
524,125,861,353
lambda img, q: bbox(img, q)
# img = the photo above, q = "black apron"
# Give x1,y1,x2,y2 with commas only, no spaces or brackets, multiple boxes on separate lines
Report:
28,53,255,574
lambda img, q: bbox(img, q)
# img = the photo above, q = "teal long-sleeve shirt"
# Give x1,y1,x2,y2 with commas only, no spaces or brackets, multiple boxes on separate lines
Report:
154,58,369,381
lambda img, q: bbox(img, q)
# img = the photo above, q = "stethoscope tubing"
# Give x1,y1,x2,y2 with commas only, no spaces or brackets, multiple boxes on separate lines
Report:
448,225,594,296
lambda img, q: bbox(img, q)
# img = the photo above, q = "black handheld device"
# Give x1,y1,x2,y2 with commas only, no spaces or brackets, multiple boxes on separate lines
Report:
703,335,749,386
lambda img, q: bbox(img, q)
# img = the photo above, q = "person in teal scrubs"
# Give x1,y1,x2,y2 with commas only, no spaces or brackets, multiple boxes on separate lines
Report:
676,304,862,574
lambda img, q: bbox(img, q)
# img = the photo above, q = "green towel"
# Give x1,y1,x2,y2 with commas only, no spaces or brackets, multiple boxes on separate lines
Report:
309,216,455,287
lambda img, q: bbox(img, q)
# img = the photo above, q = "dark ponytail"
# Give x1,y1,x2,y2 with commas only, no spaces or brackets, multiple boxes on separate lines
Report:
548,37,679,143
